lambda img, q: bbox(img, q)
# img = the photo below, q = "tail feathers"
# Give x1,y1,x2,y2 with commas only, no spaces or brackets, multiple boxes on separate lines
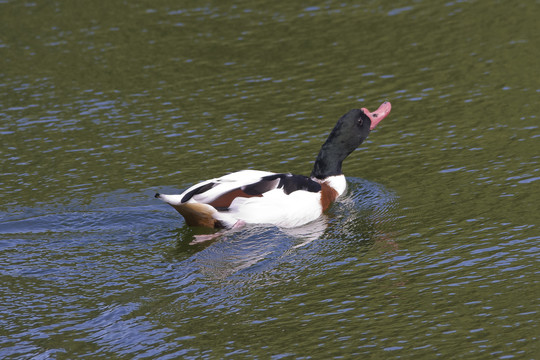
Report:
155,193,184,206
156,193,237,228
166,201,236,229
170,202,219,228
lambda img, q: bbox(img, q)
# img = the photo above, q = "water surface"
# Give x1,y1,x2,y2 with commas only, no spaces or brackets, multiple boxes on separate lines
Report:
1,0,538,359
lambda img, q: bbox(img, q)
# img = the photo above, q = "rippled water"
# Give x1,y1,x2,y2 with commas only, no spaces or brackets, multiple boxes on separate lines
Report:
1,0,539,359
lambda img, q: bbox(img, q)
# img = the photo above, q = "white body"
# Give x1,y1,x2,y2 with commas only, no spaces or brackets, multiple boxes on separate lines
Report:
158,170,346,228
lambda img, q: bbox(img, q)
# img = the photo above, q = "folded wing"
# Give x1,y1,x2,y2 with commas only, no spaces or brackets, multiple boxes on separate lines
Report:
183,171,322,209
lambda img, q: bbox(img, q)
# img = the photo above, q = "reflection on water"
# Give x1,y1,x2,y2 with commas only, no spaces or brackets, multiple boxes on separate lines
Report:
1,0,539,358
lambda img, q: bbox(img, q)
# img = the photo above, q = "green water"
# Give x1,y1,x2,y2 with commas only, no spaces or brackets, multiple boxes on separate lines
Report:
1,1,538,359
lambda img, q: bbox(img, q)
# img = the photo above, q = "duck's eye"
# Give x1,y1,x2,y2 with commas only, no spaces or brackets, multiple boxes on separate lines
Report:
358,118,363,125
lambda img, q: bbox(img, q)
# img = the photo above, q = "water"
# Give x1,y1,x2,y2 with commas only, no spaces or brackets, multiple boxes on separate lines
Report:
1,0,539,358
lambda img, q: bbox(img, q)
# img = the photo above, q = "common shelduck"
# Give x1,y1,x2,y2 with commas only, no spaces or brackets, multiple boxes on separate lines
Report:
156,101,391,229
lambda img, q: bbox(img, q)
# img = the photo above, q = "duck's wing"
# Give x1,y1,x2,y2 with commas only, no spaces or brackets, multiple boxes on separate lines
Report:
183,171,323,209
180,170,275,206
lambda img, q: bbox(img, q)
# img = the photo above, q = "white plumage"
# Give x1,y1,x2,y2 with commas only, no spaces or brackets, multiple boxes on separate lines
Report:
157,170,345,228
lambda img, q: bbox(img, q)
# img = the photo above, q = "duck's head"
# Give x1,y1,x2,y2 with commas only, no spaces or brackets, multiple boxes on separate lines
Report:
311,101,391,179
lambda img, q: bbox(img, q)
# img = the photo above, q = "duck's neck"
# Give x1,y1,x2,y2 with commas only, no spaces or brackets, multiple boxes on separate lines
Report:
310,137,355,180
311,123,361,180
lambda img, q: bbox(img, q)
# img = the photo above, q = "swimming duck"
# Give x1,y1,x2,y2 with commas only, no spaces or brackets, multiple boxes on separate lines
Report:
155,101,391,229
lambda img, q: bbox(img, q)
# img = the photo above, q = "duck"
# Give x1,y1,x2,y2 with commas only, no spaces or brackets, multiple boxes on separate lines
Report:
155,101,391,229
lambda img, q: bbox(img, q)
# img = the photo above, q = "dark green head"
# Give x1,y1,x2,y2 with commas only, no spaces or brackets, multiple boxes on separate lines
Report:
310,102,391,179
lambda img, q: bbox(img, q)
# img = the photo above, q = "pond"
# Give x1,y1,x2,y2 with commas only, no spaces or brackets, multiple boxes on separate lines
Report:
1,0,538,358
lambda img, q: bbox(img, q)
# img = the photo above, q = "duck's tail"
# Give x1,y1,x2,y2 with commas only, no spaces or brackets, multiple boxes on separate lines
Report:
155,193,235,229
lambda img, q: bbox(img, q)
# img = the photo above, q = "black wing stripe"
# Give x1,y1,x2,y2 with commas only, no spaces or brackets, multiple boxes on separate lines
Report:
181,182,216,203
258,173,321,195
242,178,280,195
